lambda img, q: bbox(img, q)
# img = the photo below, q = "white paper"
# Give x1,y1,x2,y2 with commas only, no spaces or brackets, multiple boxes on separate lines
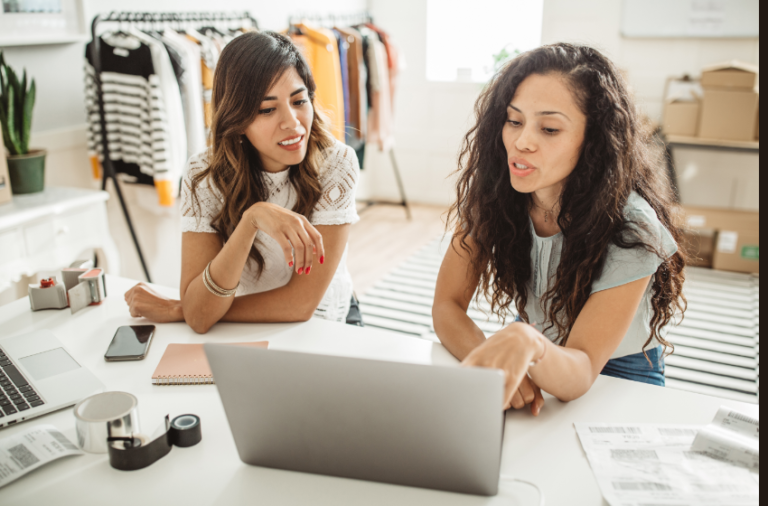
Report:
691,407,759,470
0,425,82,488
576,423,759,506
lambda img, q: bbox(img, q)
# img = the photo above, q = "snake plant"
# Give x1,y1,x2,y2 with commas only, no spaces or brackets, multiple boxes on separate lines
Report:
0,51,36,156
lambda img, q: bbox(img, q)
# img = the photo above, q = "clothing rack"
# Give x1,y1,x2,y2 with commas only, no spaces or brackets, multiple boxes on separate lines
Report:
88,11,259,282
288,12,411,220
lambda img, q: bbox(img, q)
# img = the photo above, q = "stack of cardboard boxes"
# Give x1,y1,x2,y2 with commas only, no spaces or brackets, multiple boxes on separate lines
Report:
663,62,760,275
664,61,760,142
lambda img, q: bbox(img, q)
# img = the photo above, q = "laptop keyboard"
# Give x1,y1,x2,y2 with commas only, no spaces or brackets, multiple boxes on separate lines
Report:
0,348,44,418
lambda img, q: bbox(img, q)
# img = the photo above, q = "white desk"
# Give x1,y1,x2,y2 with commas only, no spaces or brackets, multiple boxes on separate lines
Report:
0,276,759,506
0,186,120,291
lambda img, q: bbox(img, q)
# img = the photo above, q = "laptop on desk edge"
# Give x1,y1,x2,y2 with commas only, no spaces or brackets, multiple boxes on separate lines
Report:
205,344,505,496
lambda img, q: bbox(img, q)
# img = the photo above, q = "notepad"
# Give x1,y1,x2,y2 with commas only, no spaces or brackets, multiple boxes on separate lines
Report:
151,342,268,385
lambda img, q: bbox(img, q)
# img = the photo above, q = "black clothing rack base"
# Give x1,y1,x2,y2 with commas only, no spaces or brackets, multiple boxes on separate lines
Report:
359,148,411,220
88,11,258,283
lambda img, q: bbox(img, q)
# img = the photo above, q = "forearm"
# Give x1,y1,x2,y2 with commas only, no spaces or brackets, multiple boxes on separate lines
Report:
182,220,257,332
221,282,321,323
433,300,487,361
528,339,596,402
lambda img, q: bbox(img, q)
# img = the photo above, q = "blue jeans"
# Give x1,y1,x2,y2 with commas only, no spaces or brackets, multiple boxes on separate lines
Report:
600,346,665,387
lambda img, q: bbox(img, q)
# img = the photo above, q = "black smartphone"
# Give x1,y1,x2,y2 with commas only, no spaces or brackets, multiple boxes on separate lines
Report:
105,325,156,361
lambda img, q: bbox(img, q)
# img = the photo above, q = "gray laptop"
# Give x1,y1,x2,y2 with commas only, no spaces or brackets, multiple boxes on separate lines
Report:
205,344,505,496
0,330,104,429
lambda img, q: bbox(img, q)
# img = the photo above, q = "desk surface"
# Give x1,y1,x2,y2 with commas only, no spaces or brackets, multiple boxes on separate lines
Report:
0,277,759,506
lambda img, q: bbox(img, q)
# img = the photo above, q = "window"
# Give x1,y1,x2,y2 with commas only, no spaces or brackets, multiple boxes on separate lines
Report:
426,0,544,83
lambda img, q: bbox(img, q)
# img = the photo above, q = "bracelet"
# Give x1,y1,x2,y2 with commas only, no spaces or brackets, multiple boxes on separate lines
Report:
529,335,548,368
202,262,238,298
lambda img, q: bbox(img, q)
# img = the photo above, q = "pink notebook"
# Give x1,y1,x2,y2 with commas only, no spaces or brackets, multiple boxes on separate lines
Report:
151,342,268,385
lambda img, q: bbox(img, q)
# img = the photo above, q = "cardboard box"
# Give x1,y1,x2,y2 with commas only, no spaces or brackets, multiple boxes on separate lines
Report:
0,135,12,205
698,88,760,141
683,206,759,232
713,229,759,274
683,206,759,274
663,100,700,137
700,61,759,90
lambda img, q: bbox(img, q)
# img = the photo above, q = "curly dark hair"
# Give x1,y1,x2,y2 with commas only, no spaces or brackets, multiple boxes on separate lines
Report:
449,43,687,355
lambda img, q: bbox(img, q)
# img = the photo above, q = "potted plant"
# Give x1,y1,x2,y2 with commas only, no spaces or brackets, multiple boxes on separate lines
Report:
0,51,44,194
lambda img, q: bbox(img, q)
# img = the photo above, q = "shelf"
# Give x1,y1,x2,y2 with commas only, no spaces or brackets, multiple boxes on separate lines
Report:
665,135,760,151
0,34,88,47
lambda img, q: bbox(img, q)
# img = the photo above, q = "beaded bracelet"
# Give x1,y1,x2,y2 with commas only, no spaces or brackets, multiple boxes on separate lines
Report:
528,335,548,368
202,262,238,298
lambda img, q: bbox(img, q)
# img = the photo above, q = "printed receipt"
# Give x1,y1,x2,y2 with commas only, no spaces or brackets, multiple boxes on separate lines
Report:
576,418,759,506
691,406,759,470
0,425,82,489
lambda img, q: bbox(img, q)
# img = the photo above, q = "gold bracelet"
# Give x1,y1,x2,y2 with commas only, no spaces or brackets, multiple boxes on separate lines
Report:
202,262,238,298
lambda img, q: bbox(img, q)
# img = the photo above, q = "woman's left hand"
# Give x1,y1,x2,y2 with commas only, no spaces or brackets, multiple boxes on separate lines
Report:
462,322,547,412
124,283,184,323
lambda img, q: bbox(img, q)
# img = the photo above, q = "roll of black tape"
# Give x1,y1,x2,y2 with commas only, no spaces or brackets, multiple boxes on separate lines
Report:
108,414,202,471
170,414,202,448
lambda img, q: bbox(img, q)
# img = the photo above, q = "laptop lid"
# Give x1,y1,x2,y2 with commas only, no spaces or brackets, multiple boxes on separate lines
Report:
205,344,505,496
0,330,104,428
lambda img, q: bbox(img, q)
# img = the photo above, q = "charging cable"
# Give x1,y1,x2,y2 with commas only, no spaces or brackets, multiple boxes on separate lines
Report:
500,475,545,506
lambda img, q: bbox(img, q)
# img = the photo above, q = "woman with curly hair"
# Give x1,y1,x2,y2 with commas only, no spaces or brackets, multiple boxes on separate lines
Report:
433,43,686,414
124,31,360,333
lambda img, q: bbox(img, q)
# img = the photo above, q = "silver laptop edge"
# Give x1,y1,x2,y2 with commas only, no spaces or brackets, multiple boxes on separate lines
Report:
206,344,505,496
0,330,104,428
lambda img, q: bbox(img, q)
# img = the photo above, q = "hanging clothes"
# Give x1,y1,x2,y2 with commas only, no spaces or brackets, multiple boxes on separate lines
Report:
185,29,218,136
161,29,207,161
359,27,393,152
364,23,400,110
85,33,179,205
130,28,187,205
290,23,346,142
335,26,367,146
332,29,351,140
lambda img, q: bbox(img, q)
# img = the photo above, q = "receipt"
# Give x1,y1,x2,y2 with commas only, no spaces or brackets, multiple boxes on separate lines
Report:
576,423,759,506
691,407,760,470
0,425,82,488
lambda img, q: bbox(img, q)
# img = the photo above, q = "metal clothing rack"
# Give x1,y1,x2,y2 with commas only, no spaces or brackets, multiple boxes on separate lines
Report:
88,11,258,282
288,12,411,220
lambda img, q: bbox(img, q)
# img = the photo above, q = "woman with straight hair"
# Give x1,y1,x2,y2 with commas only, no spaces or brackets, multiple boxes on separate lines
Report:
124,31,360,333
433,43,687,414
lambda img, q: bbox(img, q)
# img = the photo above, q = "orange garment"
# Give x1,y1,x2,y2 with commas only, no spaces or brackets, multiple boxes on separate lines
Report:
291,24,346,142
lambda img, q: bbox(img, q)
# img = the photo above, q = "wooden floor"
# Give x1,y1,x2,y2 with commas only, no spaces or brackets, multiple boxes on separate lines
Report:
348,203,449,295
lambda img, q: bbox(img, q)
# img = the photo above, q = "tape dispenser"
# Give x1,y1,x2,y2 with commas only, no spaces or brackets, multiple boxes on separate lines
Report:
29,259,107,314
74,391,202,471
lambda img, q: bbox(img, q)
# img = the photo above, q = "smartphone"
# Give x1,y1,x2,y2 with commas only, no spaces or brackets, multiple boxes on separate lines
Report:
105,325,156,361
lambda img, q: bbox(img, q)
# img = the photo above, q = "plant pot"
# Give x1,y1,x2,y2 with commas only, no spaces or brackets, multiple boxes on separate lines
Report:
7,149,46,195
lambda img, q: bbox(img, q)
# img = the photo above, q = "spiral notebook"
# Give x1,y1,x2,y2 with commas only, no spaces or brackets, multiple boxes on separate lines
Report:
151,342,269,385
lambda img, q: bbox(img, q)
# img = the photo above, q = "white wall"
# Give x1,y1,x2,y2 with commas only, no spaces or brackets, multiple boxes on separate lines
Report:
367,0,760,206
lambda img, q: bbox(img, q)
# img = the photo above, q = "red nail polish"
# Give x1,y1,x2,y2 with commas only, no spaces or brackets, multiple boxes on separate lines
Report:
298,268,304,275
289,261,294,267
320,256,325,264
306,267,311,275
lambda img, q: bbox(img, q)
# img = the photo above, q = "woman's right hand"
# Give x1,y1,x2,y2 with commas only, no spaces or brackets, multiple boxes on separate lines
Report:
245,202,325,275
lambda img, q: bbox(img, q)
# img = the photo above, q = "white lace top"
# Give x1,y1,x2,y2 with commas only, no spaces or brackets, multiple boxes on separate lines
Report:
180,140,360,322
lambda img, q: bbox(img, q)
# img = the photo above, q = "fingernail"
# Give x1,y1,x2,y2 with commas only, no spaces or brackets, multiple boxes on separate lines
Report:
289,261,294,267
320,256,325,264
298,268,304,275
306,267,311,275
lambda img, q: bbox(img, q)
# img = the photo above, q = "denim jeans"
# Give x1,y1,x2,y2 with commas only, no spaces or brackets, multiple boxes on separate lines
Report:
600,346,665,387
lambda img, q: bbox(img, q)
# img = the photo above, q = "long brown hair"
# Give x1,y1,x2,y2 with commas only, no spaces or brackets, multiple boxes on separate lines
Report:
190,31,335,273
449,43,687,354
